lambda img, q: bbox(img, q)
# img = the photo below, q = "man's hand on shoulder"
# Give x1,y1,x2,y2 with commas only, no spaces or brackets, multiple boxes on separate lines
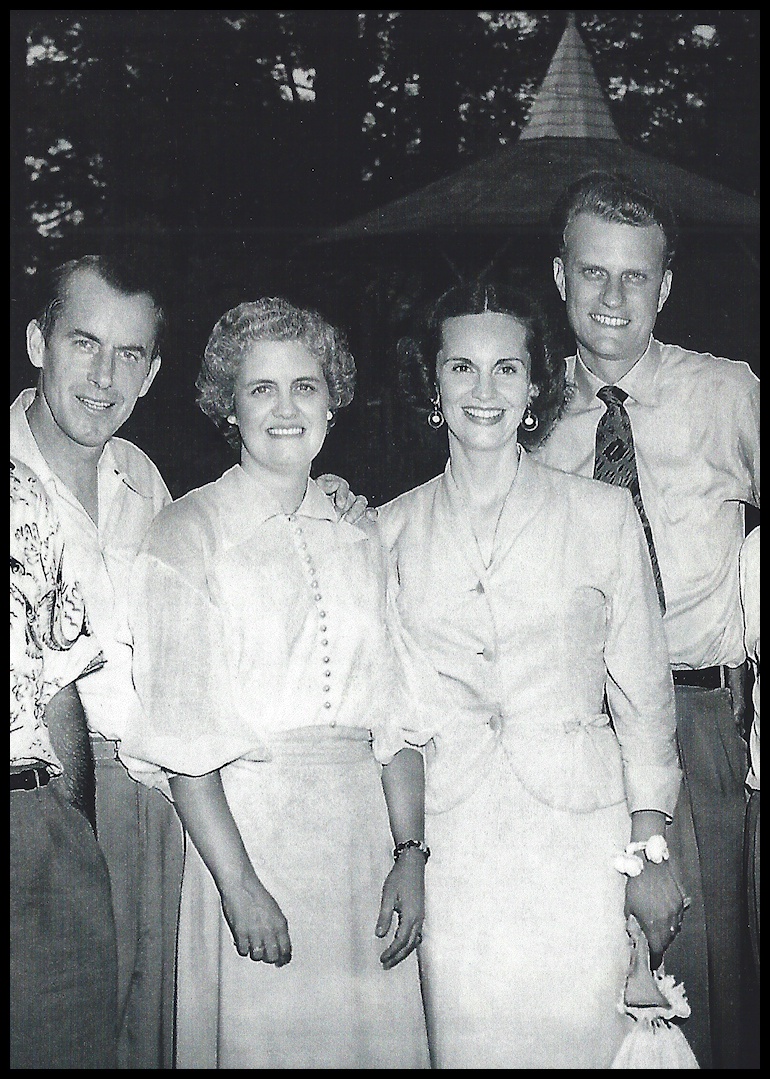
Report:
316,474,378,524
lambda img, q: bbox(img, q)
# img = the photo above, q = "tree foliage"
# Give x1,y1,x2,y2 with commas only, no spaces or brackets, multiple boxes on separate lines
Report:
12,9,759,271
10,10,759,502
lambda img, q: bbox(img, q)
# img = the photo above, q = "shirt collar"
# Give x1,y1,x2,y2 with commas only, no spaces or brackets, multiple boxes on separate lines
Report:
10,388,65,495
10,387,156,501
570,337,663,410
216,464,338,532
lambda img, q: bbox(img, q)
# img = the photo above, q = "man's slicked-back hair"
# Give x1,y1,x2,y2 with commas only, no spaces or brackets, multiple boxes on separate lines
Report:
552,172,679,269
35,253,165,359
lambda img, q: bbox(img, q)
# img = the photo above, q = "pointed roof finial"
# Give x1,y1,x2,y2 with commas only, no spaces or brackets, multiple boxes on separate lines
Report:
520,14,620,141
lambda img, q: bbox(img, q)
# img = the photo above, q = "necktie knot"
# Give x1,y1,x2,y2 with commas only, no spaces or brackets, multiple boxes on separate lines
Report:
597,385,628,409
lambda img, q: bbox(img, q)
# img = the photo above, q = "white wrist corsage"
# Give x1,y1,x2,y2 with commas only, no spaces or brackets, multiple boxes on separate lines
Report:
613,834,670,877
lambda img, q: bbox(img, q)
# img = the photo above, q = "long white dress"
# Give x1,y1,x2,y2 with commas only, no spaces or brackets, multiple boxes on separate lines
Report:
378,451,681,1069
122,466,429,1069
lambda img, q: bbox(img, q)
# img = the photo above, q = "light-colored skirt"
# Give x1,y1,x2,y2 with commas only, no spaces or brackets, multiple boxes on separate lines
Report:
175,726,429,1069
419,741,634,1069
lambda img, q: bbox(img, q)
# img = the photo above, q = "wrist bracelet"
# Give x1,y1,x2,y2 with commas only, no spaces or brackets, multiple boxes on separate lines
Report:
394,839,431,863
613,834,669,877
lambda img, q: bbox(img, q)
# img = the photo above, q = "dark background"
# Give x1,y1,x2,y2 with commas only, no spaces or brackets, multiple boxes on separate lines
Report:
11,10,759,504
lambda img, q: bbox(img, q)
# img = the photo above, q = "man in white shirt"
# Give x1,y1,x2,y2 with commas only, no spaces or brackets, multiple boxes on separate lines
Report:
532,173,759,1069
10,254,184,1069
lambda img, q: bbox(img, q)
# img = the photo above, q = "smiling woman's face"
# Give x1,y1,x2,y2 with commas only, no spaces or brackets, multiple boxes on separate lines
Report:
233,339,330,484
436,311,536,454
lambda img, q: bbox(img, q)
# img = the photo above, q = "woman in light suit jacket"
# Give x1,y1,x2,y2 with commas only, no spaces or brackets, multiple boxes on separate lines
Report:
377,278,688,1069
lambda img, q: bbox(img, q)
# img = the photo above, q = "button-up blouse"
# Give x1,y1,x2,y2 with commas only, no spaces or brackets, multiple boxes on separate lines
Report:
121,465,409,779
378,451,681,817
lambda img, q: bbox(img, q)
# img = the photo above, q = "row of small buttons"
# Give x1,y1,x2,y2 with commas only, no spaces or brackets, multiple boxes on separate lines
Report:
287,515,334,719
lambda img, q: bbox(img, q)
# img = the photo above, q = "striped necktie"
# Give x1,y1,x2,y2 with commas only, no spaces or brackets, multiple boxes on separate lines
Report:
594,385,666,614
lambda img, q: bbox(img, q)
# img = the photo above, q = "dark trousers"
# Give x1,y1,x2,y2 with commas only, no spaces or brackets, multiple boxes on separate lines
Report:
666,685,747,1070
745,788,760,976
10,777,118,1069
92,742,185,1069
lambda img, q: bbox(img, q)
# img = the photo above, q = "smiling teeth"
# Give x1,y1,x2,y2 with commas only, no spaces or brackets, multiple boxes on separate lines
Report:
267,427,304,436
591,314,630,326
464,407,504,417
78,398,113,410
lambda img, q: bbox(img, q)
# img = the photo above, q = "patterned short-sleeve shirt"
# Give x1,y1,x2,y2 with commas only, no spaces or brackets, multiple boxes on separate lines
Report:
10,457,103,772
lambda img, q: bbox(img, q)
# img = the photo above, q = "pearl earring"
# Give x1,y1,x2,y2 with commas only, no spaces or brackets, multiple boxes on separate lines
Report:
521,405,539,432
327,410,333,421
427,393,445,430
227,415,237,425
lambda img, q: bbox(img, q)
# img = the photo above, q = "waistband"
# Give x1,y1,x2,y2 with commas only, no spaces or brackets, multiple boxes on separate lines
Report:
236,725,373,766
90,735,120,760
672,666,728,690
10,765,53,792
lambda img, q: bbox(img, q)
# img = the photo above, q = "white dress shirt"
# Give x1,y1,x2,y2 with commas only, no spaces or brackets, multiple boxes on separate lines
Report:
533,339,760,670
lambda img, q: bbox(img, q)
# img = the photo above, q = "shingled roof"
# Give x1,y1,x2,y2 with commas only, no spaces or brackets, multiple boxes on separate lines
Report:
520,13,619,141
325,15,759,236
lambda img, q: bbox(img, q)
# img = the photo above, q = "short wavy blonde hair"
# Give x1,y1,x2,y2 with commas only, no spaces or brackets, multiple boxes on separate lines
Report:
196,297,356,446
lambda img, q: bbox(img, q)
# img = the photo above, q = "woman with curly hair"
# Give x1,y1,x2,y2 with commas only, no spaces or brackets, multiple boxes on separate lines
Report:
376,277,682,1067
121,297,429,1068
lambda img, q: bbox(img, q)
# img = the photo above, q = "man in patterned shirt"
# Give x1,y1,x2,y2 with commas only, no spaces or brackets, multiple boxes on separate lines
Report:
10,456,117,1069
10,254,184,1069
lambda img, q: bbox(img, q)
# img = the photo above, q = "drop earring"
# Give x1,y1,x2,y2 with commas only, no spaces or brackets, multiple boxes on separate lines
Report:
227,415,237,425
326,410,333,421
427,392,445,430
521,405,539,432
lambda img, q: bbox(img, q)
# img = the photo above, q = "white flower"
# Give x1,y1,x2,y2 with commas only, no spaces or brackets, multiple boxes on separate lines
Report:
644,835,669,864
613,853,644,876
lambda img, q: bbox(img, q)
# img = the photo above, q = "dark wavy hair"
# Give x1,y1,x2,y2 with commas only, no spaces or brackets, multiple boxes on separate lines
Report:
551,172,679,269
397,277,567,450
35,253,165,360
196,296,356,448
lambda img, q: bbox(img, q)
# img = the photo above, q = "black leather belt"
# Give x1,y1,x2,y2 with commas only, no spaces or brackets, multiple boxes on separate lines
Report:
10,766,52,792
672,666,725,690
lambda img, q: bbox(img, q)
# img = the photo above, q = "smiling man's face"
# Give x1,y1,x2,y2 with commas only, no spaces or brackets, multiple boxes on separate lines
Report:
27,267,161,450
553,212,672,383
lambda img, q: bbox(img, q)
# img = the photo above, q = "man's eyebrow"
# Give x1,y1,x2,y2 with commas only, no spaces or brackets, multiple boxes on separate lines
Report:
68,327,147,354
67,327,101,342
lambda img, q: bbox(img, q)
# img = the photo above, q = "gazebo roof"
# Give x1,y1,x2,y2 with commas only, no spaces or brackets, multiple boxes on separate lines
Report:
325,15,759,237
520,13,619,141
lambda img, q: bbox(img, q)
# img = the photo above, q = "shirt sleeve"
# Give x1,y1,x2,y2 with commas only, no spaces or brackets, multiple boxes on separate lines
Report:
122,509,264,779
358,529,435,765
733,364,760,508
604,489,682,818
